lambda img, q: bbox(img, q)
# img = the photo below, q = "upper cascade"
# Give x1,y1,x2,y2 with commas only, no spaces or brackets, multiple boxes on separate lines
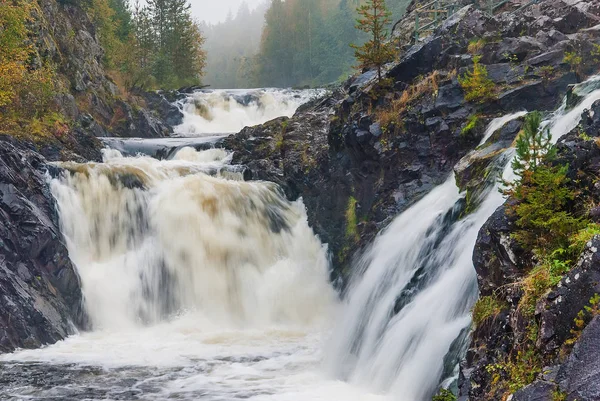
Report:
174,88,326,136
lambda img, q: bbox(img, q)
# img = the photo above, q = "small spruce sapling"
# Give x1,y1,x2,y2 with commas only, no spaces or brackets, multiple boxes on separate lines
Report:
351,0,395,82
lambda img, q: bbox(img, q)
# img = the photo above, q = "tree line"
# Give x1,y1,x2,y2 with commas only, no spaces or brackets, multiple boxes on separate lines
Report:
203,0,410,89
84,0,207,90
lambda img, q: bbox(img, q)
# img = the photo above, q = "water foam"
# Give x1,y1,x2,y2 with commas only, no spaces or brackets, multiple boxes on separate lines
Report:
174,88,325,136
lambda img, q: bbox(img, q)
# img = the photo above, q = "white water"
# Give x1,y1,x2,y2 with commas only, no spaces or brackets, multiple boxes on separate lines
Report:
3,78,600,401
174,88,326,136
324,77,600,399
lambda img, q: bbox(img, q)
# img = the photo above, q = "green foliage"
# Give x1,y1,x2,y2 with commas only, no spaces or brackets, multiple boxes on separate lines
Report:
467,38,485,55
592,44,600,63
503,112,582,254
87,0,207,90
538,65,556,81
570,223,600,256
511,164,582,253
351,0,396,82
472,295,506,327
0,0,61,137
461,114,483,137
552,389,567,401
459,56,496,103
504,347,543,393
346,196,359,242
564,51,583,74
432,389,456,401
511,112,555,180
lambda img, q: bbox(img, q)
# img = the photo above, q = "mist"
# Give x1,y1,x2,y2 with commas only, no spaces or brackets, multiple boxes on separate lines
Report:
190,0,266,23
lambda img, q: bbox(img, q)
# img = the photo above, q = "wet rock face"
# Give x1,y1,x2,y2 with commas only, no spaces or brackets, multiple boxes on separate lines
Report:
463,85,600,399
538,237,600,352
0,139,82,353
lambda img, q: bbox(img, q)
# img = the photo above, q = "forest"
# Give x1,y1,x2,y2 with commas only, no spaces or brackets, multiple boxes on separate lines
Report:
203,0,412,88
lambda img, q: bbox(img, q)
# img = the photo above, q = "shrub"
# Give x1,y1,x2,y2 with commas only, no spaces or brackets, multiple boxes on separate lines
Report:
459,56,496,104
563,51,583,74
472,295,507,326
461,114,483,138
467,38,485,55
0,1,60,136
432,389,456,401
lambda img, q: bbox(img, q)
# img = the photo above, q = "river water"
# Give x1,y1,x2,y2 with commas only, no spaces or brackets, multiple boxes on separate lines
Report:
2,83,600,400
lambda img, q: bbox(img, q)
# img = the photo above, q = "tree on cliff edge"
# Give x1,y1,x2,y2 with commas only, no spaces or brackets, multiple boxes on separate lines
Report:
351,0,395,82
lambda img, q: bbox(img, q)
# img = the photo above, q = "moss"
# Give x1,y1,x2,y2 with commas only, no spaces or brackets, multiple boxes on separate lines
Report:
345,196,359,242
467,38,485,55
432,388,456,401
472,295,506,327
552,389,567,401
461,114,483,138
274,120,288,152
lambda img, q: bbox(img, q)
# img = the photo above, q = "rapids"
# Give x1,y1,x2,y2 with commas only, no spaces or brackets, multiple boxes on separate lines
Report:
2,83,600,400
173,88,326,136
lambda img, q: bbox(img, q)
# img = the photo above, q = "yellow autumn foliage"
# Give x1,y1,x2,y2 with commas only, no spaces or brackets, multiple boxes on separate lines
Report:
0,0,59,136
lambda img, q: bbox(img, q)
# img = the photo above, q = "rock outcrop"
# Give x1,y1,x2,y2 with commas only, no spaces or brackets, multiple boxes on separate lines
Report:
0,137,83,352
462,98,600,400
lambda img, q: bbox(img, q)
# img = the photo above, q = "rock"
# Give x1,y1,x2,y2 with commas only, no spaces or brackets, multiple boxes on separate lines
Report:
473,205,524,296
511,381,557,401
138,90,184,127
0,139,83,353
556,316,600,401
538,236,600,351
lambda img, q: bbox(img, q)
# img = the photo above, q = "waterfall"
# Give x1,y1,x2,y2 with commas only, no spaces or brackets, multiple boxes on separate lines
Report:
325,76,600,400
174,88,326,136
50,148,336,330
3,83,600,400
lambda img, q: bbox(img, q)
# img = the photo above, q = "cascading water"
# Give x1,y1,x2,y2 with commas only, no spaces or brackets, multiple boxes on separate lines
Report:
52,148,336,330
174,88,326,136
2,78,600,401
325,76,600,400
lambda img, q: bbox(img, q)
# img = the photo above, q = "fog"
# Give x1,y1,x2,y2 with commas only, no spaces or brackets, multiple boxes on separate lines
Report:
189,0,266,23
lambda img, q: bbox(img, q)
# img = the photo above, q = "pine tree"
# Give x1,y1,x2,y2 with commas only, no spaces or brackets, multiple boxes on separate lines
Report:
511,111,555,181
351,0,395,82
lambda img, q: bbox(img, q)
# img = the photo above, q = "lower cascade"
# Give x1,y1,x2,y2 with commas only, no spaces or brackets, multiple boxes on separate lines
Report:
2,79,600,400
51,148,336,330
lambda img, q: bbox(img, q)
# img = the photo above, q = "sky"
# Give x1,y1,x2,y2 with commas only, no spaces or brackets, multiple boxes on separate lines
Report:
188,0,266,24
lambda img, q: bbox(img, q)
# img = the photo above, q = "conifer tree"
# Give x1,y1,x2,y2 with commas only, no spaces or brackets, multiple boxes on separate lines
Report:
351,0,395,82
511,111,555,181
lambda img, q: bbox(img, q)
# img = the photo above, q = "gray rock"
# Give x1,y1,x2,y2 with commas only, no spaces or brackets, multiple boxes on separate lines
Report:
557,316,600,401
511,381,556,401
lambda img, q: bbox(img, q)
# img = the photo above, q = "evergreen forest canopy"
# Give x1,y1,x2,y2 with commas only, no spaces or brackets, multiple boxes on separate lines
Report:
80,0,207,90
203,0,412,89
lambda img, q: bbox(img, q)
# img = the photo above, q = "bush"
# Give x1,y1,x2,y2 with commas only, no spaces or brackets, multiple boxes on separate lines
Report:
0,1,60,135
473,295,507,326
459,56,496,104
432,389,456,401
